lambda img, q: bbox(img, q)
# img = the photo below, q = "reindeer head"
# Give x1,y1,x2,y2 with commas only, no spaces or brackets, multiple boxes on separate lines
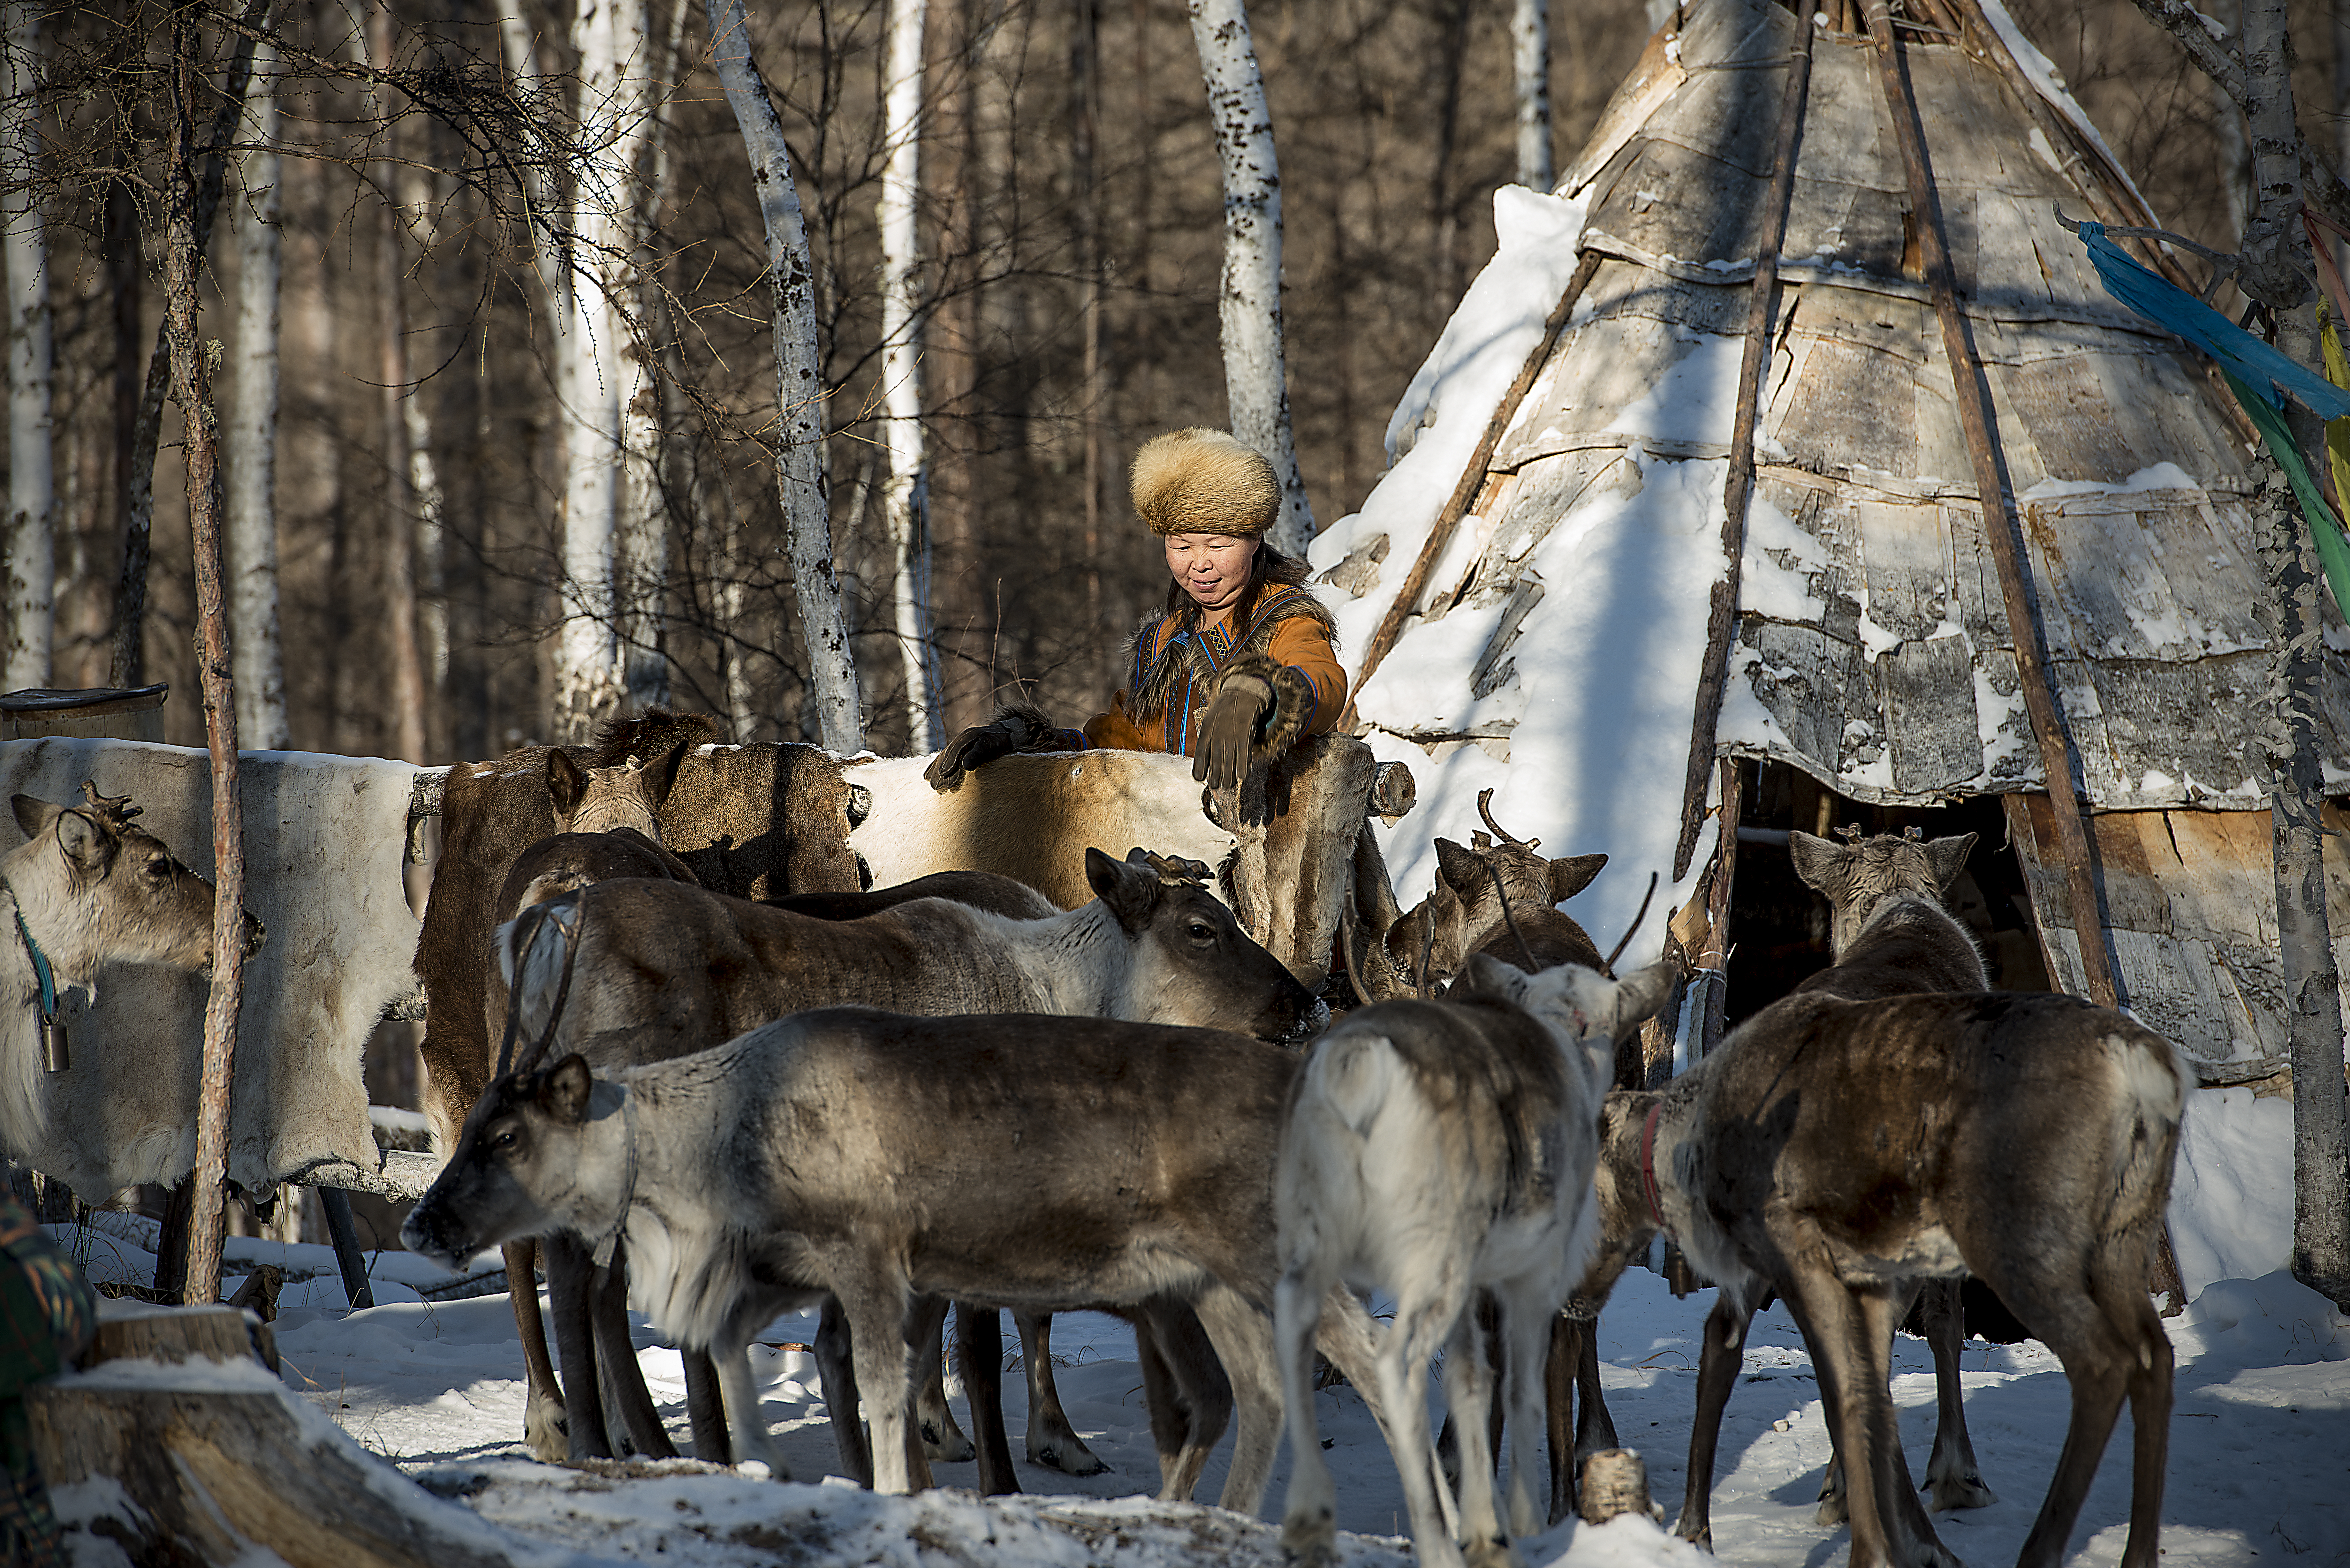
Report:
1787,828,1976,959
1088,847,1322,1043
1385,791,1607,986
5,784,266,981
402,1051,625,1270
547,743,687,840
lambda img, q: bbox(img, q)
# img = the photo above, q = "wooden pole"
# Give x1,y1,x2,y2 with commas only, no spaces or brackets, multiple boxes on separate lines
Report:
166,9,246,1306
1673,0,1818,881
1348,252,1601,711
1864,0,2121,1009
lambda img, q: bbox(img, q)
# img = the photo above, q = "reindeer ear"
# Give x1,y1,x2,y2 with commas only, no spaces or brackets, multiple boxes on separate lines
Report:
54,809,116,879
1609,960,1681,1041
1456,950,1526,1002
1926,832,1977,893
1087,847,1159,931
1433,838,1481,891
547,750,588,825
11,795,60,843
1787,830,1849,895
1547,853,1607,904
646,742,691,815
542,1054,597,1124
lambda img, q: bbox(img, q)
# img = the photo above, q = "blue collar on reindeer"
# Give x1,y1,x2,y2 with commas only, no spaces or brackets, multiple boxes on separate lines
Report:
8,898,57,1031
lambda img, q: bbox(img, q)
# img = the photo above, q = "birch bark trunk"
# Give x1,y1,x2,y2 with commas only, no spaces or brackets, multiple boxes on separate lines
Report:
1512,0,1551,192
229,39,289,750
2240,0,2350,1306
879,0,939,750
617,0,683,715
706,0,863,753
1185,0,1313,558
4,7,52,690
164,8,244,1308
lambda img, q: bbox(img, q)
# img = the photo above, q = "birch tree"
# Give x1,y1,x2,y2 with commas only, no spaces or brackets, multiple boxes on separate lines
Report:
4,7,52,690
706,0,863,753
878,0,939,749
1512,0,1551,192
618,0,687,715
1186,0,1313,558
229,38,289,749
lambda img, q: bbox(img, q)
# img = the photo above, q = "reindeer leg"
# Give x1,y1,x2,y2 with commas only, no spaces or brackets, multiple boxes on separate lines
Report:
1434,1292,1504,1496
815,1297,873,1488
1916,1279,1994,1511
1017,1309,1110,1475
1188,1282,1286,1518
1544,1311,1576,1527
837,1277,920,1494
505,1240,569,1463
1672,1293,1751,1548
544,1235,613,1462
910,1295,974,1463
683,1347,730,1463
1380,1286,1470,1568
1138,1299,1229,1502
712,1339,789,1474
590,1243,678,1459
2009,1262,2168,1568
1276,1263,1340,1568
1442,1294,1510,1568
1497,1282,1556,1545
957,1304,1018,1496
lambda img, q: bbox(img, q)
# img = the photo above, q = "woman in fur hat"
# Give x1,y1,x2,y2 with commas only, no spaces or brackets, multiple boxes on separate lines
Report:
925,428,1346,792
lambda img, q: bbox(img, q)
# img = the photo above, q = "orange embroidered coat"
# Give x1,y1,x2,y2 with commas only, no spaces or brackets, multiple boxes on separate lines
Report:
1071,584,1346,757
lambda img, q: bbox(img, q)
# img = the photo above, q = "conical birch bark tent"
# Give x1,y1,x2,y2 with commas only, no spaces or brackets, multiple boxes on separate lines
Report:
1310,0,2350,1168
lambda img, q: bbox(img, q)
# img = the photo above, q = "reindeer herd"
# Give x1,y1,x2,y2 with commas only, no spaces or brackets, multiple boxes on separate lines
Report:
0,715,2189,1568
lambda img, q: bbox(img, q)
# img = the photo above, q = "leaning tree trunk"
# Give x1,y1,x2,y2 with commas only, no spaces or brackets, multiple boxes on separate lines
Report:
1512,0,1551,192
2240,0,2350,1306
109,0,268,690
228,38,289,750
878,0,939,750
706,0,863,754
4,5,52,691
616,0,680,716
1185,0,1313,558
164,8,245,1309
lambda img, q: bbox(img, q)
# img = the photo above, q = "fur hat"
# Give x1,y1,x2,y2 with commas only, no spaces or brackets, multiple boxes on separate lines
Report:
1130,428,1281,538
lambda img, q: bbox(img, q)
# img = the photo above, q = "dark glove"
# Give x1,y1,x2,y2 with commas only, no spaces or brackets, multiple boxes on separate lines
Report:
925,718,1022,791
1192,673,1274,790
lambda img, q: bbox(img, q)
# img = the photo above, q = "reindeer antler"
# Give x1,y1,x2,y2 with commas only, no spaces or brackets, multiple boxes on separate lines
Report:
1141,851,1214,887
1833,822,1865,843
1474,788,1539,852
77,780,141,826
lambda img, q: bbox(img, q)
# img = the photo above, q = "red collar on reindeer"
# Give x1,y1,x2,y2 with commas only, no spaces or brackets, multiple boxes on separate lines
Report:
1639,1101,1669,1232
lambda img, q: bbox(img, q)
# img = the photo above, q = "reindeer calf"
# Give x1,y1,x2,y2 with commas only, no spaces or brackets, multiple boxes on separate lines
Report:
1274,956,1676,1568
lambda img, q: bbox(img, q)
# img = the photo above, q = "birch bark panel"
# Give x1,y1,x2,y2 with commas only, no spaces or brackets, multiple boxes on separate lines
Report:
1737,619,1869,772
1771,336,1920,477
1876,633,1980,791
1998,356,2142,483
1850,497,1950,640
1786,37,1901,194
2074,655,2274,801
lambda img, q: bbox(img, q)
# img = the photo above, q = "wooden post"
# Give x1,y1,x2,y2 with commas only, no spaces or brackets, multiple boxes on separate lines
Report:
1348,252,1602,711
1674,0,1818,881
1694,758,1745,1061
1864,0,2120,1010
165,9,246,1307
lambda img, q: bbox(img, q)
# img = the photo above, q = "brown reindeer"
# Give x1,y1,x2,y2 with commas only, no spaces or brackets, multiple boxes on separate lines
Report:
0,784,266,1159
1375,791,1607,993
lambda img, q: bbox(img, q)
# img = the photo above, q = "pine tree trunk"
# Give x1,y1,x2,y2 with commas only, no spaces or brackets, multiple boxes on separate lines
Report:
165,6,244,1309
618,0,685,717
4,6,53,690
1185,0,1313,557
2240,0,2350,1306
706,0,863,754
927,0,985,731
229,39,289,750
879,0,939,751
1512,0,1552,192
367,6,428,765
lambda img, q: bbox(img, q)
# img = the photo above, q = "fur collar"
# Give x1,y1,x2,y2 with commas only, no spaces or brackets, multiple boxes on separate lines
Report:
1123,586,1337,725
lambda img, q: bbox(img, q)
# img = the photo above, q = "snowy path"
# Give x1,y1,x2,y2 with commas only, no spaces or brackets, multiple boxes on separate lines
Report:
50,1217,2350,1567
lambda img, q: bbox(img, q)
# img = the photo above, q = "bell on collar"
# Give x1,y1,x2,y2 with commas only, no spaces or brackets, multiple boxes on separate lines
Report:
38,1014,68,1074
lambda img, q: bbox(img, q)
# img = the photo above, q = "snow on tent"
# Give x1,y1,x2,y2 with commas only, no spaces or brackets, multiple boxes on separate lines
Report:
1306,0,2350,1295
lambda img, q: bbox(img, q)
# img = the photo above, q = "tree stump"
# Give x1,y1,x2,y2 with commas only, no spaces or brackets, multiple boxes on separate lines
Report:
28,1307,508,1567
1579,1447,1663,1527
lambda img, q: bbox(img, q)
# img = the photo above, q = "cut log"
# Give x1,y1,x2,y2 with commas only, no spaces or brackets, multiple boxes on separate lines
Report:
89,1302,274,1372
31,1379,510,1568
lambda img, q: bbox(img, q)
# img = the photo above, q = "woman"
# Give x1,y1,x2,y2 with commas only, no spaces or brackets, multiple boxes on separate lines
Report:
925,428,1346,792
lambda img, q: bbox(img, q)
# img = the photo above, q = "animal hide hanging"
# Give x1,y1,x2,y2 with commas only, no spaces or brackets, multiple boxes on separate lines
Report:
0,738,424,1203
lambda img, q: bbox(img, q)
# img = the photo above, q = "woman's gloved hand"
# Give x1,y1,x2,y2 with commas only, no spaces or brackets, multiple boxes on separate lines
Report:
1192,673,1273,790
923,704,1059,792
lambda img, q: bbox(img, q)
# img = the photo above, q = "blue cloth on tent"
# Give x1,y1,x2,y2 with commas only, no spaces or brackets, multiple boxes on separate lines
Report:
2076,220,2350,419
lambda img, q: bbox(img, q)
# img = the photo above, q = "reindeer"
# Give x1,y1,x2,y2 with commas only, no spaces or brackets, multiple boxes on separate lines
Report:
0,784,266,1160
405,1006,1408,1516
489,848,1322,1471
1273,955,1678,1568
1581,987,2183,1568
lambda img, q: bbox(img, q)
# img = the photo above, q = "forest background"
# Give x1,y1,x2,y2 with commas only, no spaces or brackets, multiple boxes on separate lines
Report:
4,0,2328,768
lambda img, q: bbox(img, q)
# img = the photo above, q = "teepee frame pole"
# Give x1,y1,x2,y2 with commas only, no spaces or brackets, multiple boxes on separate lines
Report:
1673,0,1820,881
1348,252,1602,715
1865,0,2121,1009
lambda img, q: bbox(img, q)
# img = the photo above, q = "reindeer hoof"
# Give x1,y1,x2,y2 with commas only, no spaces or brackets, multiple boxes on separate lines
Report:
1463,1538,1526,1568
1278,1510,1339,1568
1926,1473,1997,1511
1029,1441,1110,1477
524,1398,571,1465
921,1421,975,1464
1816,1492,1850,1527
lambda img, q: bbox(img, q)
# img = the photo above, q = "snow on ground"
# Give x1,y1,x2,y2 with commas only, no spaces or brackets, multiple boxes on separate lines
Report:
44,1216,2350,1566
